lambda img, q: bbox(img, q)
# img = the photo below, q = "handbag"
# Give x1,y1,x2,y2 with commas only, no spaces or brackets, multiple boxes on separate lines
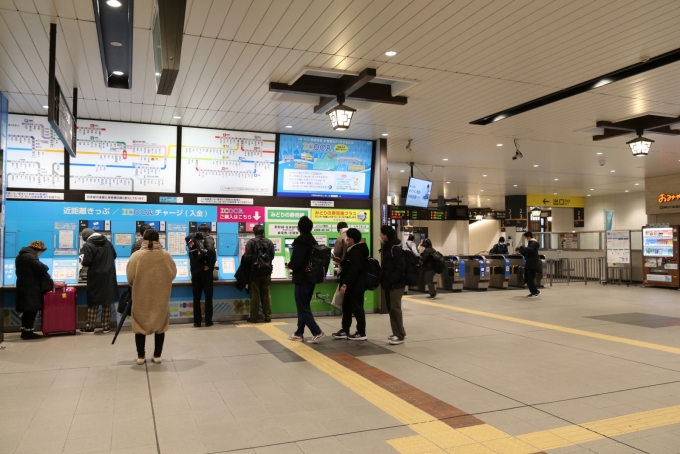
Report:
40,274,55,293
117,286,132,314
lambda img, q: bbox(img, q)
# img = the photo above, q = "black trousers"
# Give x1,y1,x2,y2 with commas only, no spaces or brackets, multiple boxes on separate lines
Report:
341,290,366,335
526,268,539,295
21,311,38,330
192,271,214,325
135,333,165,358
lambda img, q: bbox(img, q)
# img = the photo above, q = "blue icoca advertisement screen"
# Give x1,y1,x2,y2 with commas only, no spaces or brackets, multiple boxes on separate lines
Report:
276,134,373,199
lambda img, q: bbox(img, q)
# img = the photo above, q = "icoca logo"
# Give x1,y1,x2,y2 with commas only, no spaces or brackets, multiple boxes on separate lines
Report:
220,208,244,214
122,208,154,216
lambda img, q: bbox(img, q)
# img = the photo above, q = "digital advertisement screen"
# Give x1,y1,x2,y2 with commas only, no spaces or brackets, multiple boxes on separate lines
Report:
405,178,432,208
276,134,373,199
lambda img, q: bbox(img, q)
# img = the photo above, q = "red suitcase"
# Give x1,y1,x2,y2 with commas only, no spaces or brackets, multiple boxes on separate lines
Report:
42,282,77,336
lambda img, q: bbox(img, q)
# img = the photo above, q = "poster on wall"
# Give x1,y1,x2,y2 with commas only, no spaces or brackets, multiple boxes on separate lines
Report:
6,114,65,189
606,230,630,266
180,127,276,196
70,120,177,193
276,134,373,199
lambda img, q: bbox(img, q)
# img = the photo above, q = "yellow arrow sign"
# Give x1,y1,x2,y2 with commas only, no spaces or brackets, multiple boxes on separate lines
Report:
527,195,585,208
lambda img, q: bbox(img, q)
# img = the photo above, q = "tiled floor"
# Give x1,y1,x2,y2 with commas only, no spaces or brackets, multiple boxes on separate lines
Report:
3,284,680,453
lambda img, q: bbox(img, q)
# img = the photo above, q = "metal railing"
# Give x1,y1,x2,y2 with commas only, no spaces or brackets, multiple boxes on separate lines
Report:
544,257,606,286
530,230,642,251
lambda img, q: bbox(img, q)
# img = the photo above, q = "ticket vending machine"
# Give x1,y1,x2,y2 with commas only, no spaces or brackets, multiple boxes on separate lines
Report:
78,220,112,282
136,220,167,248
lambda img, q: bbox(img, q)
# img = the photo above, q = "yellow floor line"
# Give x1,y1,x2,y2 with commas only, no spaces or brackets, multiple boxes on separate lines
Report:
236,321,288,328
403,296,680,355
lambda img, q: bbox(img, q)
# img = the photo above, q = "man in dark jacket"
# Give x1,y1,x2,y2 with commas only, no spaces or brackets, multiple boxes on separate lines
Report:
188,224,217,327
490,237,508,254
379,226,406,345
79,228,118,333
287,216,325,343
15,240,51,339
131,223,150,254
420,239,437,299
244,225,275,323
517,231,541,298
333,228,369,341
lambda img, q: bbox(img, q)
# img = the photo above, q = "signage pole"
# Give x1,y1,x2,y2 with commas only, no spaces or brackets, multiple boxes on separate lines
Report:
48,23,56,127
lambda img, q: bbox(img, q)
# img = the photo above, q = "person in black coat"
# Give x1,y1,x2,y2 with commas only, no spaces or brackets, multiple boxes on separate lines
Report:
420,239,437,298
517,231,541,298
188,224,217,327
334,228,370,341
15,241,51,340
287,216,325,343
79,228,118,334
379,226,406,345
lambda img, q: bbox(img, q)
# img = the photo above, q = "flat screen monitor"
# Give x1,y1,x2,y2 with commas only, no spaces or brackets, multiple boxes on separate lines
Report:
276,134,373,199
405,177,432,208
329,238,337,247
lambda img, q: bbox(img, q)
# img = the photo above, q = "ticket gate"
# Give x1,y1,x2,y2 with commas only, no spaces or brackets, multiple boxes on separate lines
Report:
486,255,511,289
459,255,489,290
437,256,465,291
507,254,526,288
538,255,546,287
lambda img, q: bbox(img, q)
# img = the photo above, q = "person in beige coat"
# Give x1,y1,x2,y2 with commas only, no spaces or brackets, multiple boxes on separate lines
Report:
126,229,177,364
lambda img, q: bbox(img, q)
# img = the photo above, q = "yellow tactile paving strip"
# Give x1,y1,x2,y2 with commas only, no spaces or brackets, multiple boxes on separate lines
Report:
403,296,680,355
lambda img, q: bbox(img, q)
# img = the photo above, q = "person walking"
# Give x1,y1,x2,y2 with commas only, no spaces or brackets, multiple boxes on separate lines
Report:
403,234,419,294
287,216,325,344
333,228,369,341
189,224,216,327
126,229,177,364
79,228,118,333
15,241,51,340
379,226,406,345
245,225,275,323
517,231,541,298
131,223,151,254
420,239,437,299
490,237,509,254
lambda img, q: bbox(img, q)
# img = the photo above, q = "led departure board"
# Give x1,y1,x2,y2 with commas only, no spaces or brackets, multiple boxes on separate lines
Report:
389,206,468,221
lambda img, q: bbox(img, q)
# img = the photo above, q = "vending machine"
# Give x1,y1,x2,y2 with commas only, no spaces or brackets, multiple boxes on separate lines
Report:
642,225,680,288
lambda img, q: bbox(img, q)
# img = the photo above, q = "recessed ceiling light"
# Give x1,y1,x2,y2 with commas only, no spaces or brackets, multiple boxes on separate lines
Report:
625,190,629,192
110,41,122,47
42,105,48,108
533,164,539,167
446,181,450,184
106,0,122,6
487,199,490,201
480,190,484,192
513,184,517,187
285,125,292,128
173,116,181,119
635,183,640,185
381,133,388,136
610,170,615,172
155,72,161,76
587,194,591,196
554,178,559,181
443,158,448,161
596,152,603,155
482,174,487,177
554,192,557,195
496,143,503,147
385,51,397,57
112,71,124,75
400,170,405,172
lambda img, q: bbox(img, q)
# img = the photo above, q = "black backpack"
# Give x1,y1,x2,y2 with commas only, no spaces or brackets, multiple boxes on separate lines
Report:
250,238,273,277
432,250,446,274
402,249,421,286
493,243,508,254
305,244,332,284
363,257,382,291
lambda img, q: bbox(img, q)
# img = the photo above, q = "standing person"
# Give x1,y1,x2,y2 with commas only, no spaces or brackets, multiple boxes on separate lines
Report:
287,216,325,343
517,231,541,298
333,228,369,341
420,239,437,299
245,225,275,323
79,228,118,333
126,229,177,364
403,234,419,295
189,224,216,327
15,241,51,340
131,223,151,254
330,222,349,311
490,237,509,254
379,226,406,345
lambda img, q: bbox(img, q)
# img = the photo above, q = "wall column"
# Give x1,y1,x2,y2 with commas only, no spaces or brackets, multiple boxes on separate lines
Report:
372,138,388,314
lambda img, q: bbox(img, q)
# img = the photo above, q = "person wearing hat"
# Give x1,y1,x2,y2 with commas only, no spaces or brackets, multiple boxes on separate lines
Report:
15,240,52,339
79,228,118,333
490,237,509,255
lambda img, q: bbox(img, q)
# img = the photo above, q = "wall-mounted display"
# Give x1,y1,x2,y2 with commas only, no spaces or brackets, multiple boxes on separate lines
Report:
7,114,65,189
405,177,432,208
180,127,276,196
276,134,373,199
70,120,177,192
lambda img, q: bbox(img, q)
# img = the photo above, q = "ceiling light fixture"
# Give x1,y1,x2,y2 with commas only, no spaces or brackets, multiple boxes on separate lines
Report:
385,51,397,57
155,72,161,76
285,125,292,128
327,102,356,131
635,183,640,186
611,170,615,172
596,152,603,155
554,178,559,181
590,189,594,191
482,174,487,177
443,158,448,161
110,41,122,47
531,209,541,217
497,143,503,147
513,184,517,187
42,105,48,108
106,0,122,6
400,170,405,173
112,70,124,75
173,116,181,119
627,133,654,157
533,164,538,167
446,181,450,184
554,192,557,195
625,190,629,192
480,190,484,192
382,133,388,136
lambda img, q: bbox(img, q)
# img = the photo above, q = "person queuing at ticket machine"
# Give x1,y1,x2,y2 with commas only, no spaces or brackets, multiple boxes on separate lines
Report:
188,224,217,327
244,225,275,323
131,223,151,254
15,241,52,340
79,228,119,334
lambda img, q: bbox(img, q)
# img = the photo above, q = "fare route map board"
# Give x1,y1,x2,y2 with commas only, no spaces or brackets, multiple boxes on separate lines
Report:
70,120,177,193
180,127,276,196
7,114,65,189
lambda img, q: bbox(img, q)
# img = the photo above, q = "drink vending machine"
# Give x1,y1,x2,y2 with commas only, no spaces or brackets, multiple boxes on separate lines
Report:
642,225,679,288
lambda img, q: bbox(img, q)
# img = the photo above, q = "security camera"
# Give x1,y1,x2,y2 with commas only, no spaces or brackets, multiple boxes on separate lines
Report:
598,157,606,166
406,139,413,152
512,150,523,160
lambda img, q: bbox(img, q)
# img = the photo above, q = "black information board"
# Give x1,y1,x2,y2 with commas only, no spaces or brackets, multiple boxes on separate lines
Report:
389,206,468,221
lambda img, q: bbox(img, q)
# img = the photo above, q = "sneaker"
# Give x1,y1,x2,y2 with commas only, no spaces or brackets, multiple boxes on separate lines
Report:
426,295,436,299
348,332,367,341
20,330,42,340
387,335,399,341
136,357,145,365
288,334,304,342
152,357,162,364
333,330,349,339
101,328,111,334
79,328,95,334
389,338,404,345
307,332,326,344
526,294,539,298
246,318,258,324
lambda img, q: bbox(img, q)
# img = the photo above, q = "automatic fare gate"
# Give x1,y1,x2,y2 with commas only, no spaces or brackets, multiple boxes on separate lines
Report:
458,255,489,290
486,255,511,289
437,256,464,291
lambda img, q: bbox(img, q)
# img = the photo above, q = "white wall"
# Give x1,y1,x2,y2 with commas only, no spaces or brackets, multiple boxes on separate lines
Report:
406,220,469,255
469,220,501,254
547,192,646,232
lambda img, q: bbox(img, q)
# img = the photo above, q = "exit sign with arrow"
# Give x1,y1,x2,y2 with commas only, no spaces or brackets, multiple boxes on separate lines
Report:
527,195,585,208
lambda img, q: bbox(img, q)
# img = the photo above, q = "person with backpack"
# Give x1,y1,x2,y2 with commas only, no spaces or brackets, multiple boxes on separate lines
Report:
517,231,541,298
420,239,438,299
79,228,119,333
187,224,216,327
490,237,509,254
244,225,275,323
403,234,420,294
287,216,325,343
333,228,369,341
379,226,406,345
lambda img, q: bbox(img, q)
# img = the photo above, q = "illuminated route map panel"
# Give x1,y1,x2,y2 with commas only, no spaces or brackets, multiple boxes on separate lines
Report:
180,127,276,196
7,114,65,189
70,120,177,193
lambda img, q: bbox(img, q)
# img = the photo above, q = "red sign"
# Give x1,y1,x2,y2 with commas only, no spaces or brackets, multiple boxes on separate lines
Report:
217,206,264,223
